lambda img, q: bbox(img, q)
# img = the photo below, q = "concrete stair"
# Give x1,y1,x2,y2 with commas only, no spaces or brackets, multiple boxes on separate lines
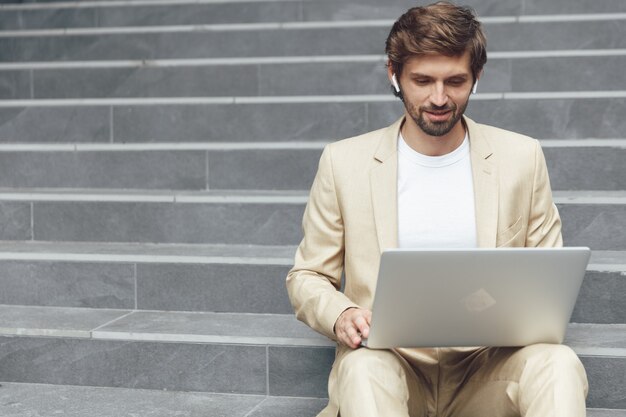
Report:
4,55,626,99
0,0,625,415
2,18,626,61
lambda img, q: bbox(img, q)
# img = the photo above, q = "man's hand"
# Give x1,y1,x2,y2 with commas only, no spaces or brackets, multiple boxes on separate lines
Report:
334,307,372,349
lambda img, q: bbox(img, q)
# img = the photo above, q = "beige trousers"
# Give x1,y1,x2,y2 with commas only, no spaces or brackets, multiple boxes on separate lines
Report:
329,344,588,417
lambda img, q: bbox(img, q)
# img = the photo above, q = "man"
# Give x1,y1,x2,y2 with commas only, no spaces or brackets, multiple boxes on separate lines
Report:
286,2,588,417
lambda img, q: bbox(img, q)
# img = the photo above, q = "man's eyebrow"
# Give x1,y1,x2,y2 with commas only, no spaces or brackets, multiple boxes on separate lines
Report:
408,72,470,79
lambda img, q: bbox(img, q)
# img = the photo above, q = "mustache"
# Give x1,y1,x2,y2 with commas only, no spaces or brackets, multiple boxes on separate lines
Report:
420,104,457,113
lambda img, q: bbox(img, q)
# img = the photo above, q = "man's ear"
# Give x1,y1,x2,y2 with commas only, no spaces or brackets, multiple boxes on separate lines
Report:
472,69,484,94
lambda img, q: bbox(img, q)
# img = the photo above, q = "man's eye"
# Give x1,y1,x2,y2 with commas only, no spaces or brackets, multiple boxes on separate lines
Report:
447,79,466,86
415,79,430,85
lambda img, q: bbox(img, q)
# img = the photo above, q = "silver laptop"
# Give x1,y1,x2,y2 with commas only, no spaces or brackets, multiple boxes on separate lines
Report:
362,247,590,349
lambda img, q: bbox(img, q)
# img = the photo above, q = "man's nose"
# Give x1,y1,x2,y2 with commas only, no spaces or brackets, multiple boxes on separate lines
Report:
429,83,448,107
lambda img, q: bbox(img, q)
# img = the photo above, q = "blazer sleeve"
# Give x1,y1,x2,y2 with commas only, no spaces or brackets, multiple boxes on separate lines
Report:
526,140,563,248
286,145,359,341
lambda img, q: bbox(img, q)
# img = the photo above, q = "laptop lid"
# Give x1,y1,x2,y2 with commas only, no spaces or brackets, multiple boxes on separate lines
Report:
362,247,590,349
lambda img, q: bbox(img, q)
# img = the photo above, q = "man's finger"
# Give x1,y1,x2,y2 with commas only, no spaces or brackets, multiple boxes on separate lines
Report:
354,316,370,338
364,310,372,324
345,325,361,347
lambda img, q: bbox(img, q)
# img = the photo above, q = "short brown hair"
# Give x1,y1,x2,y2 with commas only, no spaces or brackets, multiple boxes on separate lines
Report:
385,2,487,81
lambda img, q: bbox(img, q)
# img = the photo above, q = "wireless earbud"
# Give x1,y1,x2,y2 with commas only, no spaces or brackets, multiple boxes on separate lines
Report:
472,81,478,94
391,74,401,93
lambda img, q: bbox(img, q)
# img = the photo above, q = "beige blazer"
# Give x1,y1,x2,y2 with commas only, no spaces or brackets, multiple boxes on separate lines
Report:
286,116,562,416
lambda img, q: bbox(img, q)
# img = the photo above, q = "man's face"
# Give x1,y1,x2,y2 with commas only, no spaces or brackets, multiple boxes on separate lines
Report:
391,52,475,138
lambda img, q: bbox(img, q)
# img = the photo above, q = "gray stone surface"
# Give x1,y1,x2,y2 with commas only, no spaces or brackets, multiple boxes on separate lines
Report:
543,147,626,191
0,240,297,261
0,107,109,143
0,383,620,417
0,261,134,309
258,61,388,96
6,20,626,62
18,55,625,99
208,149,321,191
591,408,626,417
34,66,258,98
559,204,626,250
0,0,523,30
485,20,626,52
1,0,623,31
590,251,626,268
566,324,626,352
521,0,626,13
268,346,334,398
301,0,520,21
0,8,96,30
572,272,626,324
113,103,366,142
32,201,305,245
94,311,329,345
247,397,328,417
0,151,206,190
0,382,264,417
0,305,128,337
0,202,31,240
15,198,626,248
510,56,626,93
96,2,300,26
466,98,626,140
137,263,294,314
0,29,388,61
582,356,626,409
0,70,30,100
0,336,267,393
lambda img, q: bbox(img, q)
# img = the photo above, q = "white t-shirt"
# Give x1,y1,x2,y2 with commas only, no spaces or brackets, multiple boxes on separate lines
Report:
397,132,477,248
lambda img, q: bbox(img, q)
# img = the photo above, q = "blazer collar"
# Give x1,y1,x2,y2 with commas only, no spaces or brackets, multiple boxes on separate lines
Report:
370,117,403,252
370,115,499,252
465,117,499,248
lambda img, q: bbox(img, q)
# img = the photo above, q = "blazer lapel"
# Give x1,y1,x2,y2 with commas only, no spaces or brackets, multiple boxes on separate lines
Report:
370,118,403,252
465,117,499,248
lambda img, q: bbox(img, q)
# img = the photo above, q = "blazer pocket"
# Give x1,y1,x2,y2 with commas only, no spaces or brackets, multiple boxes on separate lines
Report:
496,216,523,247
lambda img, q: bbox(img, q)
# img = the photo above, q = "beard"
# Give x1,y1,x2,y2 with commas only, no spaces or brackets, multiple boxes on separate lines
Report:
405,99,469,137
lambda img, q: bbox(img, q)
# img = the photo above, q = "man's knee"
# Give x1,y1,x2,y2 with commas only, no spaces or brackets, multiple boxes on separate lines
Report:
337,348,406,381
528,344,584,370
522,344,588,392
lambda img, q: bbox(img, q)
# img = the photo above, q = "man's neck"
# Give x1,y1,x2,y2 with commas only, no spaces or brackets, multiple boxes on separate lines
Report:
400,116,467,157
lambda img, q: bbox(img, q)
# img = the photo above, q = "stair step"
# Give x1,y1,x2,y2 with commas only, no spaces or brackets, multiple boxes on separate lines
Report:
1,19,625,62
0,190,622,248
0,241,622,321
0,382,327,417
1,97,624,142
3,55,625,100
0,382,623,417
0,143,620,191
0,239,620,266
0,241,622,320
0,305,330,346
1,0,625,28
2,0,624,30
0,306,624,407
3,305,625,351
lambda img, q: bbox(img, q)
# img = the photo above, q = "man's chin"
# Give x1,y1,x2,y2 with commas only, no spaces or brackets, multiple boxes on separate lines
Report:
417,120,456,137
